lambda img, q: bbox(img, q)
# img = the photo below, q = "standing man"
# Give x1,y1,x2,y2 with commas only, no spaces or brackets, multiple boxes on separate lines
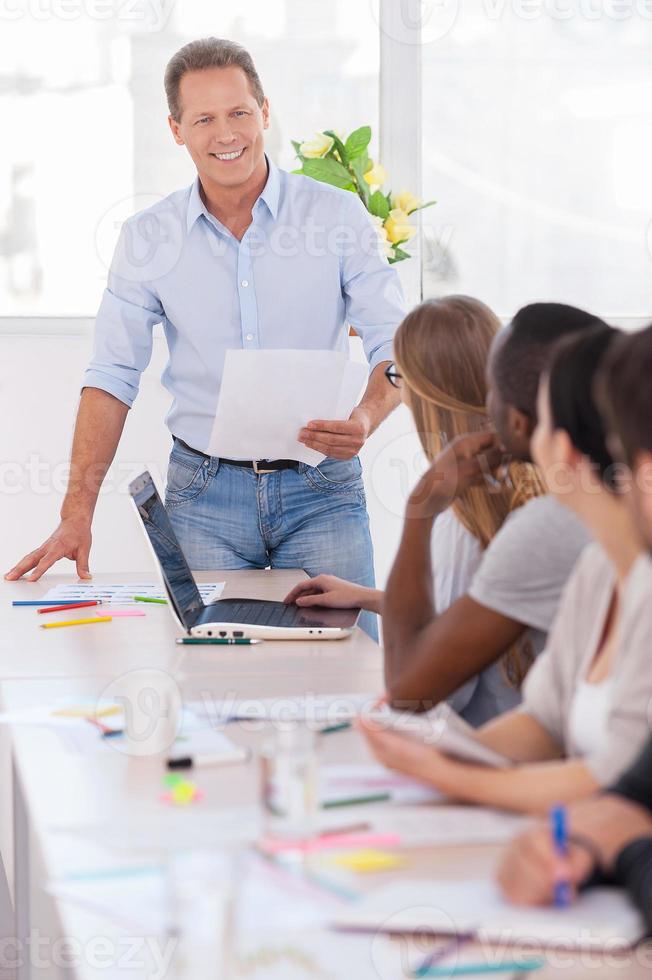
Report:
5,38,404,638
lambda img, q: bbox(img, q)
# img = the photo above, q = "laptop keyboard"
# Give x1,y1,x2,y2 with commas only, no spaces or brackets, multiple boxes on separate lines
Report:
224,601,303,626
198,599,304,628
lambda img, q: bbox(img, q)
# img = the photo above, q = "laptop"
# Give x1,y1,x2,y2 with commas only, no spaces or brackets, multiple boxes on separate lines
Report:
129,471,361,640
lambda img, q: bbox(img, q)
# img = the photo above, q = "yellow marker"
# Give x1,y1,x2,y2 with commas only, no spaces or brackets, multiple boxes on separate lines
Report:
40,616,112,630
52,705,122,719
331,849,406,873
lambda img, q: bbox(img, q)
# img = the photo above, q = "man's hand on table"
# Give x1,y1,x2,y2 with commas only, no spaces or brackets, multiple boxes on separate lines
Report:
298,406,372,460
4,516,93,582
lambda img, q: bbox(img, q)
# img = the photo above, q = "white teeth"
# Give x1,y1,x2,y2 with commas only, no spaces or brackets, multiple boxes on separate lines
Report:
212,149,244,161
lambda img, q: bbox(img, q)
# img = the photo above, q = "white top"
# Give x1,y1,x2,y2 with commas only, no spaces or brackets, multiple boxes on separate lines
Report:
568,678,615,759
431,509,522,726
521,546,652,785
431,507,482,611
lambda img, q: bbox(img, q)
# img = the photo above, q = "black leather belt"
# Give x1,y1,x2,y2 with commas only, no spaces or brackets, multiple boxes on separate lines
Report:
174,437,299,473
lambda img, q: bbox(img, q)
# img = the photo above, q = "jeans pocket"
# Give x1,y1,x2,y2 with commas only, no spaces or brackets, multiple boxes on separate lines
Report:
165,447,211,504
302,456,365,496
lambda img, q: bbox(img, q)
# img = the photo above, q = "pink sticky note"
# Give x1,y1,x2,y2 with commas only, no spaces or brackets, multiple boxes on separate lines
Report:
106,610,147,618
259,832,402,854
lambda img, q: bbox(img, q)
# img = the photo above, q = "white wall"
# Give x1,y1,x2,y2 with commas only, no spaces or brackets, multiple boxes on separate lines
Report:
1,332,423,588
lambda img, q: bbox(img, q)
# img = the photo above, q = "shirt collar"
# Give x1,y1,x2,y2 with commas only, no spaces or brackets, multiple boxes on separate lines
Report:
186,154,280,234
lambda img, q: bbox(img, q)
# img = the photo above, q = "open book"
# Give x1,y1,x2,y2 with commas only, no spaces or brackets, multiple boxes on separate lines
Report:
332,879,645,950
365,704,511,768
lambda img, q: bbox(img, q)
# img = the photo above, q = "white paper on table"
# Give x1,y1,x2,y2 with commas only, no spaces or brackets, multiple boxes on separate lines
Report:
39,582,224,606
320,764,444,807
188,692,378,727
47,851,345,944
207,350,368,466
332,879,646,950
320,802,529,846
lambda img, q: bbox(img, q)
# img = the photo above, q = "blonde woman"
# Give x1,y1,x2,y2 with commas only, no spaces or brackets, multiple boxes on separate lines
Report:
285,296,548,724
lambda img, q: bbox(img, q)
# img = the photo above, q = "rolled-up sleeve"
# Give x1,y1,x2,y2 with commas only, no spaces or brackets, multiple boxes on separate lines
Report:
339,192,405,373
83,221,164,407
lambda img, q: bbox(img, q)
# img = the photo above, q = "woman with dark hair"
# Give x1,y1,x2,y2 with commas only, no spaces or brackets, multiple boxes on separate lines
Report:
359,326,652,813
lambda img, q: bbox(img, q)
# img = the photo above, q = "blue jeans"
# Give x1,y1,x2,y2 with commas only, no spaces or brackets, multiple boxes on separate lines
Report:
165,439,378,640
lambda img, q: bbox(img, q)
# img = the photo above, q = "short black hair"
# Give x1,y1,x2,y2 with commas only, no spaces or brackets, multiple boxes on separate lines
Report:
596,323,652,468
548,326,620,487
493,303,607,419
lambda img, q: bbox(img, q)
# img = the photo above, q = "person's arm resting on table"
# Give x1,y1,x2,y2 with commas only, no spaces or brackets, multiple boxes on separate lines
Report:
299,191,404,460
382,432,524,710
5,219,161,581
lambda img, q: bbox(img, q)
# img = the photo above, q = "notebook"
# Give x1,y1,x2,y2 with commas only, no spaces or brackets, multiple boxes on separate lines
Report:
332,879,645,950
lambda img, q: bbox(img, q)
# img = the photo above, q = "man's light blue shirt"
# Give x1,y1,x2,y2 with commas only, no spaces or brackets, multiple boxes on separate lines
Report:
85,156,406,453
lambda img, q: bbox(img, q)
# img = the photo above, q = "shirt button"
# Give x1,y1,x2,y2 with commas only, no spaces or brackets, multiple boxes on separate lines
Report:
246,333,254,341
241,279,249,287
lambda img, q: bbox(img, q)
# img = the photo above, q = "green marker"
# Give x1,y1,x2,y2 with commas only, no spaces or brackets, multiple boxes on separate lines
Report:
318,722,352,735
322,792,391,809
133,595,168,604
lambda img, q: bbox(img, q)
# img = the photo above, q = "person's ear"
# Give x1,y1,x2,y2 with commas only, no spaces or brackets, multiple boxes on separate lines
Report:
261,97,270,130
555,430,579,469
168,115,185,146
634,452,652,499
506,405,533,441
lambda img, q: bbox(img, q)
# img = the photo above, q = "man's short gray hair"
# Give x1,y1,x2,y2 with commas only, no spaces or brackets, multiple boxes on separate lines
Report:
164,37,265,122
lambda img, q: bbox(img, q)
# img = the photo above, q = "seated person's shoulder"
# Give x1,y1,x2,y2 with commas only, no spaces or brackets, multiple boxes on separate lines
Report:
468,496,594,633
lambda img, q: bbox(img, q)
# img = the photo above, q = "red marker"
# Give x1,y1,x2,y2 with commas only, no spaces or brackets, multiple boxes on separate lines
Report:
37,600,103,615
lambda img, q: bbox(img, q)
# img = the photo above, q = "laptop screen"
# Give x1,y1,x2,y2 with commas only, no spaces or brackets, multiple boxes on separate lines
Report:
129,471,204,629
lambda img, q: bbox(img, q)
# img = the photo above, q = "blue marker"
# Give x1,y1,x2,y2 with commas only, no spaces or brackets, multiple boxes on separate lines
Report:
551,804,571,908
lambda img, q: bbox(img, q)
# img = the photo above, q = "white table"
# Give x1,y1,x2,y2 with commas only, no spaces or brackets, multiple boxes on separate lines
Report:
1,573,650,979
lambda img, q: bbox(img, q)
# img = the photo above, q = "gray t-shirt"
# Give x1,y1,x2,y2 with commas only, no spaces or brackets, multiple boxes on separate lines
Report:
461,496,592,725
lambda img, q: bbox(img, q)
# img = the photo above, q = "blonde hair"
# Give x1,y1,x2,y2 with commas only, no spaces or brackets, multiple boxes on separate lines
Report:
394,295,546,687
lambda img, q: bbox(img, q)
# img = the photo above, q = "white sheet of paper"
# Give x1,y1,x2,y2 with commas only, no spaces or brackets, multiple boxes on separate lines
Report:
207,350,368,465
40,582,225,605
320,764,443,807
322,804,529,846
188,692,378,726
332,879,646,950
48,852,344,943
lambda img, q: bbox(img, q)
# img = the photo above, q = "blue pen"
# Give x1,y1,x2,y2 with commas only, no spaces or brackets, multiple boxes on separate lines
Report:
551,804,571,908
12,600,91,606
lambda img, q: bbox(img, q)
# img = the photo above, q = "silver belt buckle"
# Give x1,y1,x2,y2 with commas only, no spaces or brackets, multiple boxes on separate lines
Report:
252,460,276,474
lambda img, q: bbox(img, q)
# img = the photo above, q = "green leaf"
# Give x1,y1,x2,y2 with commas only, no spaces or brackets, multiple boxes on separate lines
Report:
302,156,357,190
323,130,348,166
368,190,390,220
345,125,372,161
392,246,411,262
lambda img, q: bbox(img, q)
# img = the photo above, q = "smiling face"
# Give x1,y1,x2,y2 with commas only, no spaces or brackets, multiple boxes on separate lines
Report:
168,65,269,191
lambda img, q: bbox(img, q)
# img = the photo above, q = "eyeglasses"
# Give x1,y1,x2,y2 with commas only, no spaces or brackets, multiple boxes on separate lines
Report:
385,363,403,389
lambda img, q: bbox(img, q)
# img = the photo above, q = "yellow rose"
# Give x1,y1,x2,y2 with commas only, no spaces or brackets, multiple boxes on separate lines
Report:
384,208,415,245
363,162,388,189
300,133,334,159
390,189,421,214
370,215,394,258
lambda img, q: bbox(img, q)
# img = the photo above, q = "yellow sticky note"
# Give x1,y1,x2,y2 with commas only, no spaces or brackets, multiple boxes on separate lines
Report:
331,850,406,873
171,782,196,805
